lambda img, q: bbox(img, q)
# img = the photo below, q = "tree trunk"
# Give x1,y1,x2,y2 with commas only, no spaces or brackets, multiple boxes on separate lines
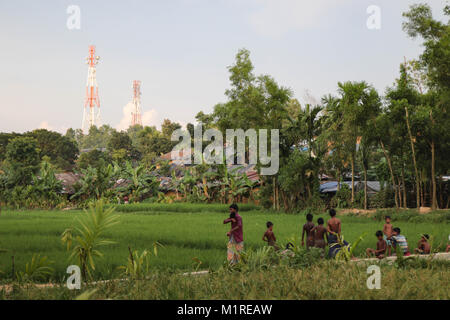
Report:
397,176,402,208
401,165,407,208
380,140,399,209
337,167,341,191
351,154,355,205
274,183,277,210
420,171,425,207
431,140,438,210
364,167,368,210
430,110,438,210
282,190,288,211
272,177,276,210
405,106,421,208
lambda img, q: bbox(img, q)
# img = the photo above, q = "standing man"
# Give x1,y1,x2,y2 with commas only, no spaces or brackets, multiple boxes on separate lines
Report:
224,204,243,265
326,208,341,242
327,208,344,258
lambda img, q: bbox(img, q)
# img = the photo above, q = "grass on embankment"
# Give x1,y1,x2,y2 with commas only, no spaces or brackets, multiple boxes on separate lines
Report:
0,204,448,282
3,261,449,300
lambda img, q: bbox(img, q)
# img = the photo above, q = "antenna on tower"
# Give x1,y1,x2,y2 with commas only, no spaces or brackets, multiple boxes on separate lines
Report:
131,80,143,127
82,45,101,133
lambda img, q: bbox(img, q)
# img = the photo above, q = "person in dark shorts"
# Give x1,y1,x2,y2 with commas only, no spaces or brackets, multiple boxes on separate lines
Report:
262,221,280,251
302,213,315,249
312,218,327,249
366,230,387,259
326,208,341,244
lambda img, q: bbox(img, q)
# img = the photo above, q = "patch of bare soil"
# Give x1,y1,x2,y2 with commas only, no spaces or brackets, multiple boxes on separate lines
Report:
339,208,377,217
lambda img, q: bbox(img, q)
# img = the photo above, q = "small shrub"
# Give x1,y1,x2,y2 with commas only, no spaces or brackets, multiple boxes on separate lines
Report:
331,184,352,208
16,254,54,282
370,188,395,209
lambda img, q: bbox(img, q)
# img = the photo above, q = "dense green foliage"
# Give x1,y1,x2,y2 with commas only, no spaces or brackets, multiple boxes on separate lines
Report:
0,4,448,212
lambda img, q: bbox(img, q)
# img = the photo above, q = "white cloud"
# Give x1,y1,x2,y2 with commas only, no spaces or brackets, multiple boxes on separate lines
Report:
38,121,68,134
39,121,53,131
116,102,159,131
249,0,352,37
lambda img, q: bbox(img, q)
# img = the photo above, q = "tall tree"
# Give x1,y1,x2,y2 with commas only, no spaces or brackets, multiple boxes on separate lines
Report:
25,129,79,170
335,81,379,205
5,137,40,185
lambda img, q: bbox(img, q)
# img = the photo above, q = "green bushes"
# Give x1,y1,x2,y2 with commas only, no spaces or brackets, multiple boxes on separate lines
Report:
0,158,67,210
330,184,352,208
370,187,396,209
373,208,450,223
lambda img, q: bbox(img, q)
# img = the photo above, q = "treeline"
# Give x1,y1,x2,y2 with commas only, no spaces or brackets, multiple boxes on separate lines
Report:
0,3,448,211
194,4,450,211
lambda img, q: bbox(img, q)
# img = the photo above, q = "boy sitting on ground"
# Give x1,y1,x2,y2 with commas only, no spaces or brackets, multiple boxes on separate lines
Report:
262,221,280,251
382,216,393,256
366,230,387,259
391,227,411,256
414,234,431,254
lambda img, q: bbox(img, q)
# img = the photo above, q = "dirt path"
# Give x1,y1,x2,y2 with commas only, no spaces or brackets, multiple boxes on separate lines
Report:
350,252,450,265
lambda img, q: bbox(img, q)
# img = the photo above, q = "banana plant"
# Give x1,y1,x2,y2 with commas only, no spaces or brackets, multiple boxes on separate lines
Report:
330,232,367,261
71,164,115,201
120,161,158,202
170,170,181,200
227,167,252,202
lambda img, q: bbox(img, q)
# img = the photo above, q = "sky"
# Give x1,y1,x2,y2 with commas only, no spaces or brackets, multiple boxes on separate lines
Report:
0,0,446,133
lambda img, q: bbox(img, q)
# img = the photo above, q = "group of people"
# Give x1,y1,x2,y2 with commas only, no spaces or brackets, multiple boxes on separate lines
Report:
365,215,432,259
224,204,447,264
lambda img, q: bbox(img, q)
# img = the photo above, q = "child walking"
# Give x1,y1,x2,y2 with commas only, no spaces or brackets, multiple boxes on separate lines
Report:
302,213,315,249
262,221,280,251
312,218,327,249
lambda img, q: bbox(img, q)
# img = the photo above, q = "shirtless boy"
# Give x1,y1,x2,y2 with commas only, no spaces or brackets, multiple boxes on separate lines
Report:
302,213,315,249
366,230,387,259
312,218,327,249
263,221,280,251
414,234,431,254
383,216,393,256
326,209,341,244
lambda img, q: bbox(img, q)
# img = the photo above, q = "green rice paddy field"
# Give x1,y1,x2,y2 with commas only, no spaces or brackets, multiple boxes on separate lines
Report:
0,204,448,281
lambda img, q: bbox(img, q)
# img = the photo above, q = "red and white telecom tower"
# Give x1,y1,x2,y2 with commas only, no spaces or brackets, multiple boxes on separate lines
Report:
82,45,101,133
131,80,143,127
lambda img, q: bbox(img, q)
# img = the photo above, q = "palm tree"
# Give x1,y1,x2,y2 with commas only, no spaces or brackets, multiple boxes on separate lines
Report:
334,81,380,205
61,200,119,281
